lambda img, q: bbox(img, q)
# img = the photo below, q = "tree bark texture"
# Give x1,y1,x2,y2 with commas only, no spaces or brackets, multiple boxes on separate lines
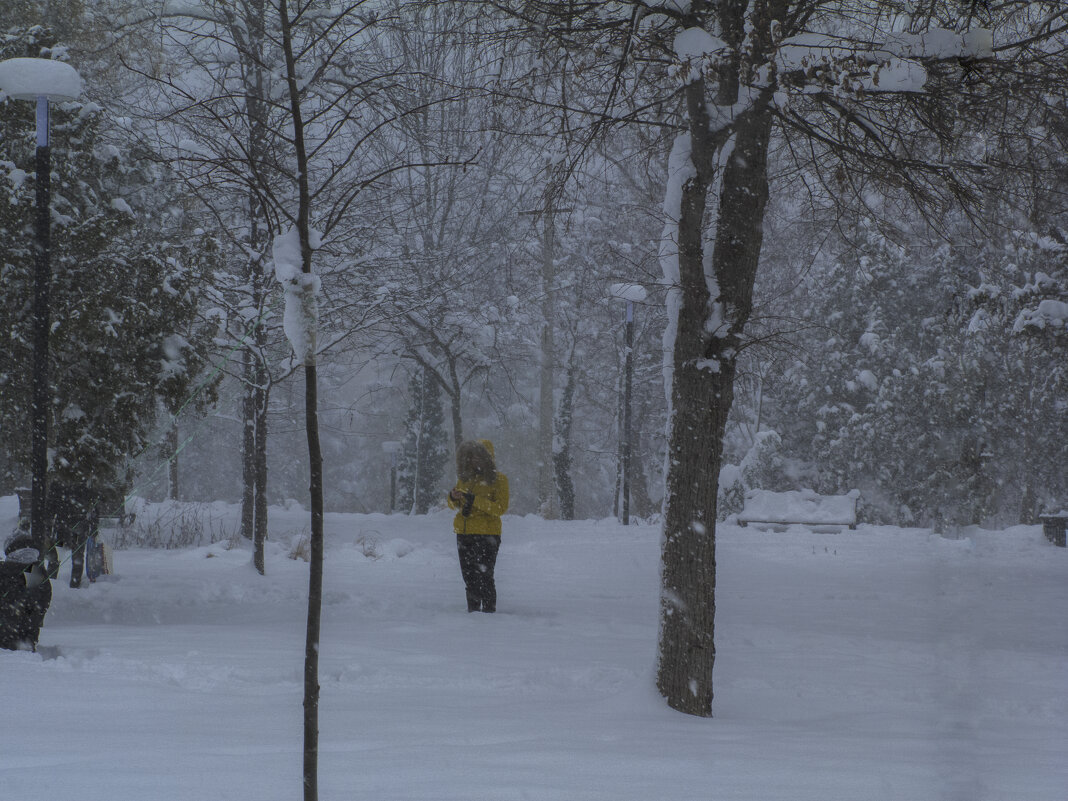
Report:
656,72,774,715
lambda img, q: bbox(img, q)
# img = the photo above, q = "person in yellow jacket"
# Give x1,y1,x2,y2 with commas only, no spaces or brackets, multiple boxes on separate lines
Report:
447,439,509,612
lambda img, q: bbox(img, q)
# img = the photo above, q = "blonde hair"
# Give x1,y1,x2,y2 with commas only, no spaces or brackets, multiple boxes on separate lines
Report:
457,440,496,483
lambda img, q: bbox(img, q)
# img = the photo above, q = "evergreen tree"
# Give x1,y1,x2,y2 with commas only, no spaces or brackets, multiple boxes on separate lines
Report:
398,367,449,515
772,217,1067,528
775,220,976,525
965,232,1068,522
0,27,212,501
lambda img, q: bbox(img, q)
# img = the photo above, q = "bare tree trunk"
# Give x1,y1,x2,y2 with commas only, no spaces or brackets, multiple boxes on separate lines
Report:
402,318,465,450
253,377,269,574
279,3,325,798
444,353,463,450
237,0,271,563
241,352,256,540
613,364,623,519
552,351,578,520
166,421,179,500
537,192,557,518
411,367,425,514
250,221,269,574
656,4,775,712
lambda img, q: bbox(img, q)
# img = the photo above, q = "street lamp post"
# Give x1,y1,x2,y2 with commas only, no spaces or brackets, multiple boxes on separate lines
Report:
0,58,82,553
381,441,402,513
608,283,647,525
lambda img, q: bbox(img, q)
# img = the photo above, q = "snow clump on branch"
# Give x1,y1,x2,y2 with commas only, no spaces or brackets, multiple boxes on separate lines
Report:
273,227,320,366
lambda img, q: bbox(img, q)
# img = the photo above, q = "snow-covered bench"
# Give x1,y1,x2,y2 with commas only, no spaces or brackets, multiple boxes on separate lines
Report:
738,489,860,531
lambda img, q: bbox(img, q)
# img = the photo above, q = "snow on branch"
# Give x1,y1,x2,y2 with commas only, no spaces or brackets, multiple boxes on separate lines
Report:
775,28,993,96
778,29,993,72
0,57,82,101
273,227,320,366
1014,300,1068,334
659,133,697,409
672,27,728,85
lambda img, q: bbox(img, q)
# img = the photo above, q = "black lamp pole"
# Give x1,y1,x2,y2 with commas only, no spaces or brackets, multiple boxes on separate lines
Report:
389,451,397,513
30,96,52,554
621,299,634,526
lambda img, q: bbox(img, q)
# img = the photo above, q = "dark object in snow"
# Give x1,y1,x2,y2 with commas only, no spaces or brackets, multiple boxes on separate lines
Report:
456,534,500,613
85,535,113,580
737,489,860,531
1,533,52,651
1040,514,1067,548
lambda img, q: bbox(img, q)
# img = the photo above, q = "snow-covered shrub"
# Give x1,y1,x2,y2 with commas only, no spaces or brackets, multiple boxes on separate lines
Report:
717,463,746,520
110,502,228,549
740,430,789,491
288,530,311,562
717,432,797,521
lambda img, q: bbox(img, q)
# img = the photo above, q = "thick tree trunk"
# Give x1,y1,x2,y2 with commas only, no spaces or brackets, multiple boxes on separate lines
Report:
657,158,719,716
656,73,773,715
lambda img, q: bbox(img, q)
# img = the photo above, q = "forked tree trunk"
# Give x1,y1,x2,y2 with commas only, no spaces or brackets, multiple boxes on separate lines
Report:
656,52,774,715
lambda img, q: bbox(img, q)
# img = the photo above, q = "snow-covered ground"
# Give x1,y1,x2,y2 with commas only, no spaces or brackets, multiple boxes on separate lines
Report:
1,496,1065,800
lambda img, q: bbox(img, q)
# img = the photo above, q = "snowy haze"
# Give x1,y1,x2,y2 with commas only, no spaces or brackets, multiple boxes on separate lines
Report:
1,496,1064,800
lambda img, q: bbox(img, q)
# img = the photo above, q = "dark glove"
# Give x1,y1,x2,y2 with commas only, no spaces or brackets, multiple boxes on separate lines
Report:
461,492,475,517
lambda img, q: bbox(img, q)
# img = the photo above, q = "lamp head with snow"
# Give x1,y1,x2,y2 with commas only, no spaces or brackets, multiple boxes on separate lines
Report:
0,58,82,101
607,283,647,323
607,283,647,304
0,58,82,148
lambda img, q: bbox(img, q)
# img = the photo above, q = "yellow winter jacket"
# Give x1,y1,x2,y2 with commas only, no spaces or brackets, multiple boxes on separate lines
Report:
448,473,509,536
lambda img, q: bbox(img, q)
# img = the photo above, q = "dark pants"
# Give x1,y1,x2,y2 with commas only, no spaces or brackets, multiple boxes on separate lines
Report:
50,484,98,589
456,535,500,612
69,527,87,588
